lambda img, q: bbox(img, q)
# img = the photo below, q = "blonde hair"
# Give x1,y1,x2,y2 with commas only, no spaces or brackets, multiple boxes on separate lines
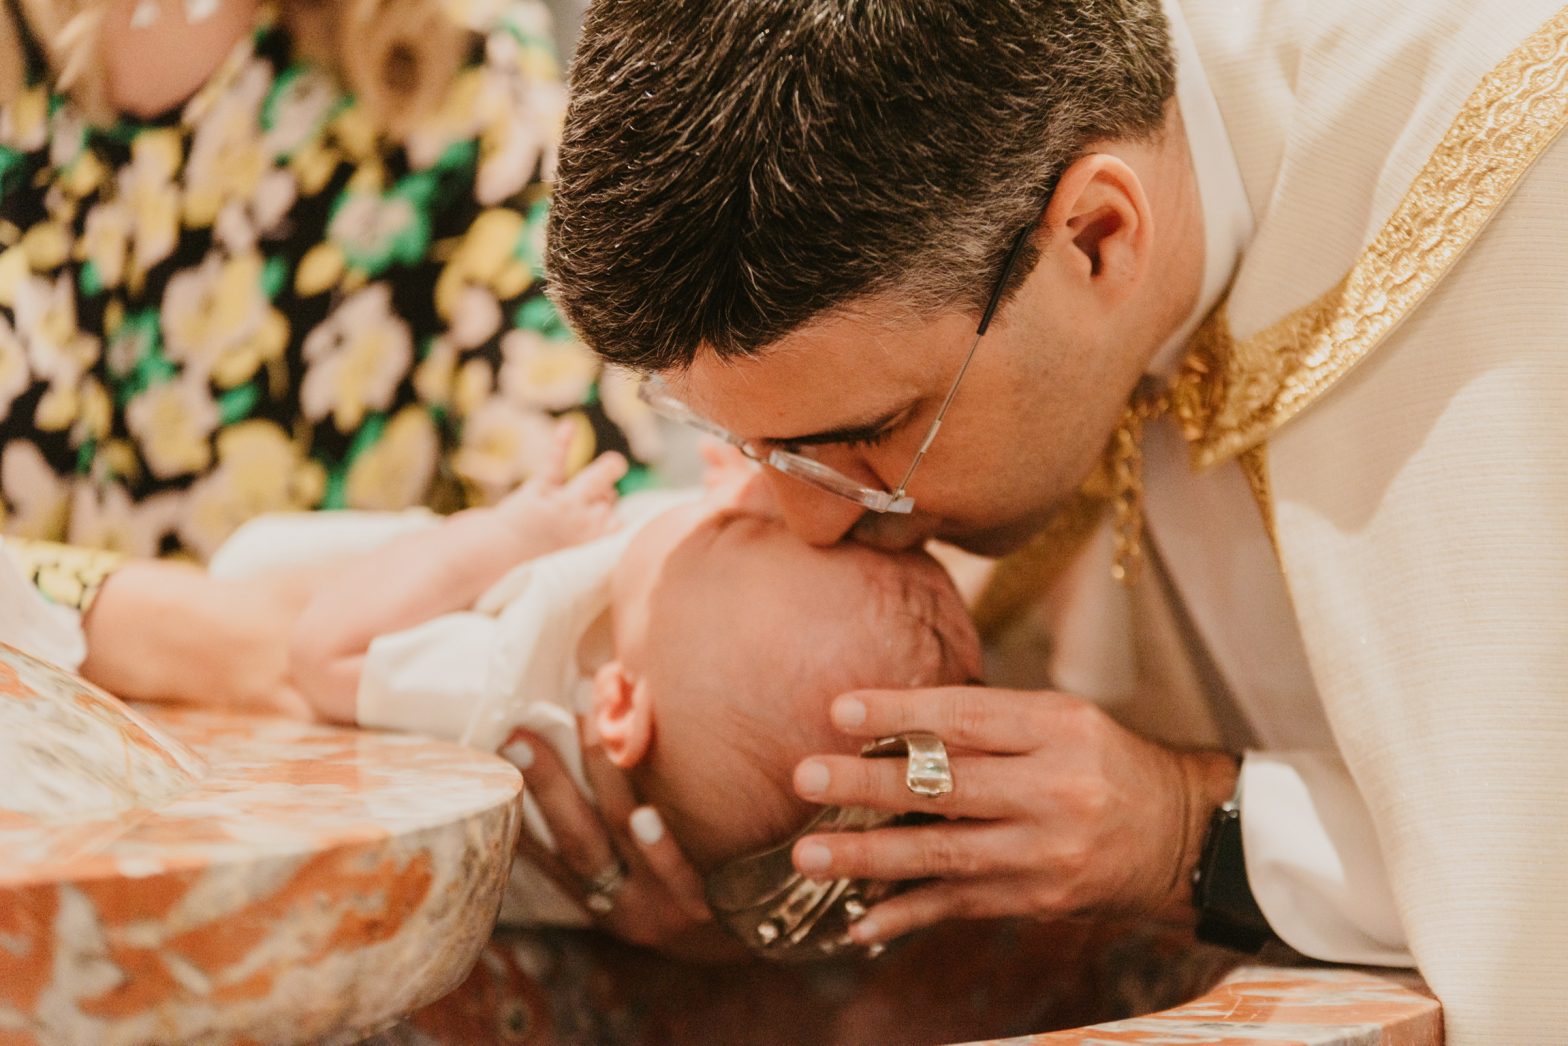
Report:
0,0,471,134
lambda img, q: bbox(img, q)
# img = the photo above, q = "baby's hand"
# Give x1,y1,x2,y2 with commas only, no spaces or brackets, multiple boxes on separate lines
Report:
491,425,628,560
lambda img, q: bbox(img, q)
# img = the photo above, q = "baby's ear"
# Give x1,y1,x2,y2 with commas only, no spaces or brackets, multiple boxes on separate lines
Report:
591,662,653,769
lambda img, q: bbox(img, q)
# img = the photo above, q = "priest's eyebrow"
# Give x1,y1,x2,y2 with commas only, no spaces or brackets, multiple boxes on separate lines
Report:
761,406,908,448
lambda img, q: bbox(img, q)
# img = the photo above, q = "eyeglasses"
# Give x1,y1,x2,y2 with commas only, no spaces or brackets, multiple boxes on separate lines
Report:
637,221,1037,515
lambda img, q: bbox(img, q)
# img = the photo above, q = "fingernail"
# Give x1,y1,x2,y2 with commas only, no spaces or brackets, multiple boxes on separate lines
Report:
796,842,832,874
795,760,831,797
832,697,866,729
500,739,535,771
850,918,880,944
630,806,664,845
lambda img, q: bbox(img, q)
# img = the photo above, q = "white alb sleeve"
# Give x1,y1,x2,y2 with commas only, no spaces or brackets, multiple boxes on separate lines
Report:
1240,750,1412,966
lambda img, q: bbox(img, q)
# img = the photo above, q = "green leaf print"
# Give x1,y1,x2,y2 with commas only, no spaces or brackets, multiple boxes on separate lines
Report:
513,295,571,342
217,383,261,426
321,411,388,509
111,311,176,406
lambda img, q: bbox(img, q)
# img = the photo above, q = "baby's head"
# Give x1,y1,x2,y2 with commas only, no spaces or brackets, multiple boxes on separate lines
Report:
591,497,981,871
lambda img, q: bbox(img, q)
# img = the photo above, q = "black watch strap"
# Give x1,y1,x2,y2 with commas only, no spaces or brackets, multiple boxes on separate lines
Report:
1191,791,1276,953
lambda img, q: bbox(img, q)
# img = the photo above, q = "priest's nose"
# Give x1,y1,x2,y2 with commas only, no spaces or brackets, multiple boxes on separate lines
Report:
762,472,866,547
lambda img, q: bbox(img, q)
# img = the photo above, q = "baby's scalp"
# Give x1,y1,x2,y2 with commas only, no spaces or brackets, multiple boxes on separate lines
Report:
612,504,981,869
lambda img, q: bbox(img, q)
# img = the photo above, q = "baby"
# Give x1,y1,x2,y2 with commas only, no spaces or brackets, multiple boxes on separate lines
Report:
212,448,981,943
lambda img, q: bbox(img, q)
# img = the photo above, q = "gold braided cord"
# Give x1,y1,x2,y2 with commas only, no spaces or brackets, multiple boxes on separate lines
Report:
1108,376,1169,587
1173,5,1568,469
972,377,1169,639
6,537,127,613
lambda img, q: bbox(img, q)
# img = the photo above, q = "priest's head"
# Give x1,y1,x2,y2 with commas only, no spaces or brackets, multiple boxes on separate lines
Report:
548,0,1208,556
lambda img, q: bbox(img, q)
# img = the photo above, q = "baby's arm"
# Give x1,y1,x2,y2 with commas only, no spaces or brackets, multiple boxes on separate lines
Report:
290,447,627,722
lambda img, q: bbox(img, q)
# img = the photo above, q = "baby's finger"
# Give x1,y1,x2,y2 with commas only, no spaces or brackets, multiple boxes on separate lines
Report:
628,806,712,923
540,419,577,486
567,451,628,502
504,729,618,882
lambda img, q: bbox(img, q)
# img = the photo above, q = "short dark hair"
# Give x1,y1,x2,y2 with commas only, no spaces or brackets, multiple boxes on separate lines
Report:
547,0,1175,371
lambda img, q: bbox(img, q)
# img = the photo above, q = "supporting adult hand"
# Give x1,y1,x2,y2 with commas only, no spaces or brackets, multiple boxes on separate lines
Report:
789,686,1239,946
503,727,739,959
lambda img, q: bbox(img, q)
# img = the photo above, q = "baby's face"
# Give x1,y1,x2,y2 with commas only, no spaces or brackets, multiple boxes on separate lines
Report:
608,494,980,867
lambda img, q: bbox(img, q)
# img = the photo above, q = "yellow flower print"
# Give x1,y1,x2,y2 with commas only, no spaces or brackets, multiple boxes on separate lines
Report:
66,480,185,558
344,406,440,510
0,245,28,307
179,421,326,561
299,283,414,432
435,207,530,321
21,223,70,271
0,85,49,152
118,129,182,288
498,329,597,412
341,0,467,144
0,441,69,540
292,140,342,197
439,0,508,33
474,36,564,205
413,335,458,408
124,377,221,480
0,314,28,425
450,398,555,502
161,252,288,388
214,168,298,254
79,202,132,292
404,67,487,172
447,284,503,350
72,375,112,449
12,274,100,431
260,65,339,160
184,61,271,230
599,365,666,465
295,243,346,298
452,356,493,419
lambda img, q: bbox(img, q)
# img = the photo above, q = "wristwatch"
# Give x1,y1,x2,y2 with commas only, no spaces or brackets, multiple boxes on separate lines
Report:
1191,776,1277,953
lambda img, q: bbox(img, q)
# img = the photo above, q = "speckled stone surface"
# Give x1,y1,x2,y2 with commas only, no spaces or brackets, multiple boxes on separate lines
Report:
968,965,1441,1045
0,643,523,1046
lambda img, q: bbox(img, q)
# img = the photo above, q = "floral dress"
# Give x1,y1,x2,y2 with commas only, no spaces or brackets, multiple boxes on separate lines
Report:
0,0,662,570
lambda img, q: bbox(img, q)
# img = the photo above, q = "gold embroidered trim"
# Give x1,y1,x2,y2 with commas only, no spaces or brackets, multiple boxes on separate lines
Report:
1174,6,1568,468
6,538,126,613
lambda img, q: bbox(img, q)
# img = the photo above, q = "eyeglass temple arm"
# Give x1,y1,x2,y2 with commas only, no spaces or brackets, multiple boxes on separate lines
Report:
890,223,1036,498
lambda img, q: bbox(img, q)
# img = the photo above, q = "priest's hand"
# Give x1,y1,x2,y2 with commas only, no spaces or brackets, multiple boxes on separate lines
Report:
504,726,742,961
789,686,1239,946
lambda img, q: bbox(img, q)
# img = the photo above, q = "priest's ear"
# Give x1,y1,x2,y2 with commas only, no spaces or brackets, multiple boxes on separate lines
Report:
1041,152,1152,304
591,662,653,769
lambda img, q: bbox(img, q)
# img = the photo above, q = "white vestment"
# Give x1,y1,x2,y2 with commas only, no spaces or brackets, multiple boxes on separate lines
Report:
988,1,1568,1041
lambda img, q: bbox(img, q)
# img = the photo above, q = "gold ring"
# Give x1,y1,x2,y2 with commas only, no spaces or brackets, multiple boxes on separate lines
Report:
861,731,954,799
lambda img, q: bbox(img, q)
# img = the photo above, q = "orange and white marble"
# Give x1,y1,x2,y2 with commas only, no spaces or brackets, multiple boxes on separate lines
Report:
961,965,1441,1045
0,643,523,1046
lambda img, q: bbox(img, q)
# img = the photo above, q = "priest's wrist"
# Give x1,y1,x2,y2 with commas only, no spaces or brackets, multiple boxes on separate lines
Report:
1152,749,1241,923
1182,753,1280,952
